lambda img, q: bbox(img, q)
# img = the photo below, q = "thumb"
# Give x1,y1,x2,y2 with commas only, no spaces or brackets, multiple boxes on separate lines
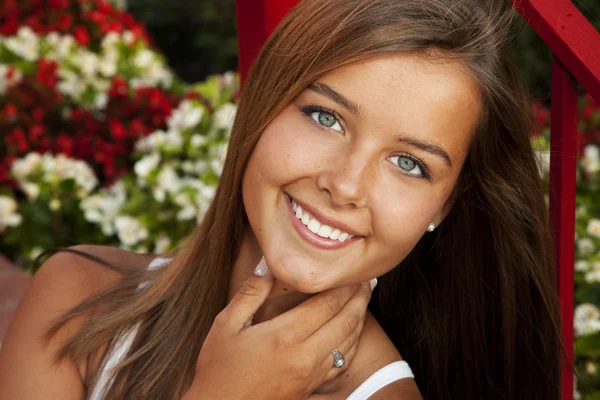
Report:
222,257,274,332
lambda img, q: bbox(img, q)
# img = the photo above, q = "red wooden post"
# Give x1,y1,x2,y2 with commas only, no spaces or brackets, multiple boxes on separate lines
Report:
550,57,578,400
234,0,299,84
509,1,600,398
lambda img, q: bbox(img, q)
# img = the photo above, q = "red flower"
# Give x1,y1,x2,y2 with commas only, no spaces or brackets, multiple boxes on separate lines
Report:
109,77,128,97
57,14,73,32
73,26,90,46
109,119,126,140
35,59,59,88
57,133,74,156
29,124,45,142
4,104,18,120
49,0,70,9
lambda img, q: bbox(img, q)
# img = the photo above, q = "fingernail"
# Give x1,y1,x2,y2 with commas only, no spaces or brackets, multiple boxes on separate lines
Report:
254,257,269,277
369,278,378,291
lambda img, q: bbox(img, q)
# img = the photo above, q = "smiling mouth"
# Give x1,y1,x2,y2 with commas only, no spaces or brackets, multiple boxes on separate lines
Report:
284,193,361,250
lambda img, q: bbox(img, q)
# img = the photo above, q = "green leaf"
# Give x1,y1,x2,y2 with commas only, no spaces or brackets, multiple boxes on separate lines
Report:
576,334,600,357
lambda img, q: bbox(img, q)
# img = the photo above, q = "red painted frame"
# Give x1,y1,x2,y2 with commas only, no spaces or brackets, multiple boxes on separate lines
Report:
235,1,600,399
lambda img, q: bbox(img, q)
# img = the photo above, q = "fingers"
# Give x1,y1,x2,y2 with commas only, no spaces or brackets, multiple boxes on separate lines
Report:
303,279,374,357
319,313,364,383
216,257,274,333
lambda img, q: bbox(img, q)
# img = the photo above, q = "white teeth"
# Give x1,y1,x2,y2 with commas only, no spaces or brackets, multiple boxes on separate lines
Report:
329,229,341,240
301,213,310,225
317,225,332,238
307,219,320,234
290,198,355,243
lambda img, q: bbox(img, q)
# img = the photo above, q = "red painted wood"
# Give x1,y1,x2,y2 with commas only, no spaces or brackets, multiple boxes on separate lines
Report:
550,57,578,400
235,0,299,84
510,0,600,104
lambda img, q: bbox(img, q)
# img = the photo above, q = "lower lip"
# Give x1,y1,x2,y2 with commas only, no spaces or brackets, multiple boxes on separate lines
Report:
284,193,360,250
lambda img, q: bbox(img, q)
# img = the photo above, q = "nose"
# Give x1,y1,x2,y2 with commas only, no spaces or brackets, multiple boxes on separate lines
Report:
316,148,370,209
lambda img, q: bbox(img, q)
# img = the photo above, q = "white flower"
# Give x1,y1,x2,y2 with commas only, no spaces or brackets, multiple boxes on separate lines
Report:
582,145,600,176
575,303,600,336
29,247,43,260
22,183,40,200
578,238,596,256
190,134,207,148
5,27,40,61
134,152,161,179
154,234,172,254
94,92,108,109
156,165,180,194
585,262,600,283
122,31,135,45
135,130,183,153
575,260,590,272
11,153,42,180
49,199,61,211
0,63,23,94
74,50,99,77
80,181,126,235
134,49,154,69
114,215,148,246
0,195,22,233
98,56,117,77
167,100,204,132
212,103,237,132
588,219,600,239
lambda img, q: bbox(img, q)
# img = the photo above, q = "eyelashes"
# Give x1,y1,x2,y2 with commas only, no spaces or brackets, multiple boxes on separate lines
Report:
299,104,431,180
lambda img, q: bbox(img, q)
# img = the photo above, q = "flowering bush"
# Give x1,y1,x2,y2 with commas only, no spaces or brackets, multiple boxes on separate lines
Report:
529,93,600,398
1,0,183,186
0,71,239,268
80,92,237,254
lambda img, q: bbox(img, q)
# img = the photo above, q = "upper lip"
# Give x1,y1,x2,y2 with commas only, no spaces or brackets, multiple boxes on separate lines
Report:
287,194,364,237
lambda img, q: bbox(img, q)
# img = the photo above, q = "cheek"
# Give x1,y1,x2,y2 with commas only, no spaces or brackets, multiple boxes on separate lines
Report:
368,184,443,261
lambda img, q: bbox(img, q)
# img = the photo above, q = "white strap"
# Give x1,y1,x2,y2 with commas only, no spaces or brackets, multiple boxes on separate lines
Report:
88,257,171,399
346,360,414,400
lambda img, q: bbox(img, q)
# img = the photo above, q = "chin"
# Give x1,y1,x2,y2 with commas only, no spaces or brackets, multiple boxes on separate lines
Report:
267,254,339,294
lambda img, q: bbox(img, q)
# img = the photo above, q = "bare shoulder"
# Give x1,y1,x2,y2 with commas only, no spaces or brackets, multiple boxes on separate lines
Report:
0,244,151,399
342,312,422,399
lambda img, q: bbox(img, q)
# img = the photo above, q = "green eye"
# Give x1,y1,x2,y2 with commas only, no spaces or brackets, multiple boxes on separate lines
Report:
318,112,337,128
388,154,430,179
397,157,416,172
301,106,343,132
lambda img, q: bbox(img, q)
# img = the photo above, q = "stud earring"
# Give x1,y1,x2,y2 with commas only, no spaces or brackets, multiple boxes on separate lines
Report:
427,223,435,232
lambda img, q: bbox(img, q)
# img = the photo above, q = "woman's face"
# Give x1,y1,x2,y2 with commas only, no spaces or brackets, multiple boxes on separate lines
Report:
242,53,481,293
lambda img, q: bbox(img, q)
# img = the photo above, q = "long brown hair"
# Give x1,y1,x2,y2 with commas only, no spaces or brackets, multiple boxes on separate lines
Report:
47,0,561,398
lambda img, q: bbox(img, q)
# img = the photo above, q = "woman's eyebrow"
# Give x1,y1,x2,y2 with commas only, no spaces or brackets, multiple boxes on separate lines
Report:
307,82,364,118
394,135,453,167
308,82,452,168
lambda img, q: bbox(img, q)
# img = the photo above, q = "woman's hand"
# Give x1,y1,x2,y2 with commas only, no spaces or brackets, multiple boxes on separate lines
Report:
182,258,376,400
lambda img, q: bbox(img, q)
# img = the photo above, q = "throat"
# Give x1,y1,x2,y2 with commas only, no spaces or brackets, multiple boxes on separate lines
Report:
253,280,313,324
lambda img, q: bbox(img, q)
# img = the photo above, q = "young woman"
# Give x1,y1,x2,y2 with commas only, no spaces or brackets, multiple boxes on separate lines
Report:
0,0,562,398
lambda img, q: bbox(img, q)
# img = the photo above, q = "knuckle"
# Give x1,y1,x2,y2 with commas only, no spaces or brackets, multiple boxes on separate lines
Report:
344,314,360,333
271,330,294,350
323,295,344,314
212,311,230,330
237,280,261,298
293,352,316,378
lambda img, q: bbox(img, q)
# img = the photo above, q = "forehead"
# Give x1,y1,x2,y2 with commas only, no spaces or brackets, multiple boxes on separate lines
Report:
313,53,482,165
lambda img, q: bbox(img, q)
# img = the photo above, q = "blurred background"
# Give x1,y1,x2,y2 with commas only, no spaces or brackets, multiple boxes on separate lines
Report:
0,0,599,397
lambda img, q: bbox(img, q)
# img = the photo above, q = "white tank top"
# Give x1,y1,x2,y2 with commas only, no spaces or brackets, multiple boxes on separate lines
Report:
89,258,414,399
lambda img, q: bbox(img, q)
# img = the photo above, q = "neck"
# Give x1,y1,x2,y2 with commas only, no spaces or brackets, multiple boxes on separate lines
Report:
228,228,314,323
